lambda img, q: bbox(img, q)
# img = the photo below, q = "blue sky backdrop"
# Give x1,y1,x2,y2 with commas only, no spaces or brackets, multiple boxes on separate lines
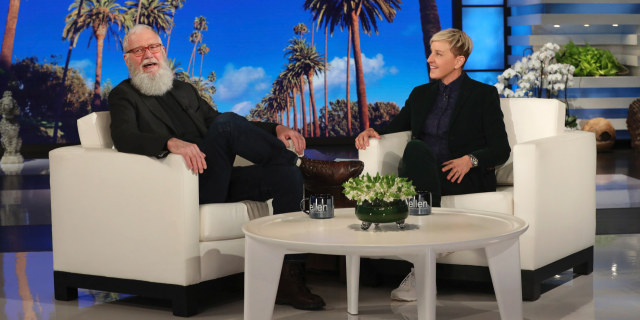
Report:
1,0,453,115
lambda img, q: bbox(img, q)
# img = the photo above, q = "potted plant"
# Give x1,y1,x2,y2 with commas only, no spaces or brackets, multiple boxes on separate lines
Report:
494,42,577,129
342,173,417,230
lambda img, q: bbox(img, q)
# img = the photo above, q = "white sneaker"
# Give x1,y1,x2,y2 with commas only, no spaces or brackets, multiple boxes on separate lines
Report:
391,268,417,301
390,268,437,301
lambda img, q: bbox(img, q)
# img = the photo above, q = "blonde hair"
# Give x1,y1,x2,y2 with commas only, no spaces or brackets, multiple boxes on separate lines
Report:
430,29,473,65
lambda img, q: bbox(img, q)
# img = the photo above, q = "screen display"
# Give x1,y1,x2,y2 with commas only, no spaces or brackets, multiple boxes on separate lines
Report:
0,0,455,143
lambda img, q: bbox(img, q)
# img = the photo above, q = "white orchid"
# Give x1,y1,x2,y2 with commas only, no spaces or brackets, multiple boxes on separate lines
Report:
529,59,542,69
495,42,573,99
503,88,514,98
553,83,566,91
502,68,517,79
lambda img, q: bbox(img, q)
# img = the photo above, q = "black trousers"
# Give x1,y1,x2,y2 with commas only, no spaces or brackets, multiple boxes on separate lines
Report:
196,112,305,262
400,140,484,207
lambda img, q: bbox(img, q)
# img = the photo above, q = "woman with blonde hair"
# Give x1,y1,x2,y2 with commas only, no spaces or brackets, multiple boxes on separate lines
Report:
355,28,511,301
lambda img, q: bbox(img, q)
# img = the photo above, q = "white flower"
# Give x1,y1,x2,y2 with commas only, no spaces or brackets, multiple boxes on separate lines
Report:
529,59,541,69
502,68,517,79
503,88,514,98
568,81,574,87
523,71,537,81
569,65,576,73
513,61,524,73
521,82,531,89
531,52,540,60
497,75,505,82
494,82,505,93
545,50,555,59
553,83,566,91
544,43,555,50
548,74,562,81
521,57,529,65
553,44,560,51
547,64,560,73
514,89,525,98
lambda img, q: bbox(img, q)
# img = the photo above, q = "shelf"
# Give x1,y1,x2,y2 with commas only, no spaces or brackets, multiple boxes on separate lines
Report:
509,0,640,6
508,34,638,46
571,76,640,88
508,14,640,26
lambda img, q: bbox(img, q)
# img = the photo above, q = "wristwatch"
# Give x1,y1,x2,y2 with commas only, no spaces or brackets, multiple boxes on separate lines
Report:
467,154,479,167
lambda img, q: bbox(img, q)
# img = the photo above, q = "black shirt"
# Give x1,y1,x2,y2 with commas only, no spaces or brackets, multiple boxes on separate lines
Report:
154,93,203,144
418,72,466,165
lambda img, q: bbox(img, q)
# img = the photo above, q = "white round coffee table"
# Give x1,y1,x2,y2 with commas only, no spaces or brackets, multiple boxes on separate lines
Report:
242,207,528,320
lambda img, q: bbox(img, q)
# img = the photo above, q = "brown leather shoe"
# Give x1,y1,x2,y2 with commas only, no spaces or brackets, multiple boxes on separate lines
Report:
276,262,326,310
299,157,364,188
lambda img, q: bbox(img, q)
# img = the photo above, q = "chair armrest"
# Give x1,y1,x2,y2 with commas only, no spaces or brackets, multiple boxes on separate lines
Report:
359,131,411,176
513,131,596,270
49,146,201,286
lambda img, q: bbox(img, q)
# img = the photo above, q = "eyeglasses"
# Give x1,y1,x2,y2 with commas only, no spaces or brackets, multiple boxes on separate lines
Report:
126,43,163,57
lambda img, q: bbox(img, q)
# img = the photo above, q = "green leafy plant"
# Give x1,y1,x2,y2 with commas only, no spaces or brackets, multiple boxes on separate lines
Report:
555,41,626,77
565,115,578,129
342,173,417,205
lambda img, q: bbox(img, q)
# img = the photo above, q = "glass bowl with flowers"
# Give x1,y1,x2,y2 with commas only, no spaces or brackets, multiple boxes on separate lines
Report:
342,173,417,230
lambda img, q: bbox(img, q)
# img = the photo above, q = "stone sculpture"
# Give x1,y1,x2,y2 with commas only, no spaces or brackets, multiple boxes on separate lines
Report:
582,117,616,152
0,90,23,164
626,98,640,152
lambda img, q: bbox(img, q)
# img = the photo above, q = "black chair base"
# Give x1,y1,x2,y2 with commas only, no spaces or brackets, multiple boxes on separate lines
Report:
54,271,243,317
359,246,594,301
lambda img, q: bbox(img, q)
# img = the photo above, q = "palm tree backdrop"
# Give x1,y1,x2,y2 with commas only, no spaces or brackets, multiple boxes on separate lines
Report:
66,0,132,111
125,0,174,35
0,0,20,91
419,0,441,80
281,66,303,132
164,0,185,54
293,23,309,40
286,40,326,137
187,16,207,77
186,30,201,75
304,0,401,133
197,43,209,78
56,0,87,143
284,39,309,136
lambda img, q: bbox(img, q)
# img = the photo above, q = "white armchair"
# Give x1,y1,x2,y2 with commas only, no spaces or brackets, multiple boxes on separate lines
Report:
51,112,288,317
359,98,596,300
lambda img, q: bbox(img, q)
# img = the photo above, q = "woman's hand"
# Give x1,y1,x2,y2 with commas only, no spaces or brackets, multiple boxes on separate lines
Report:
355,128,381,150
441,156,473,183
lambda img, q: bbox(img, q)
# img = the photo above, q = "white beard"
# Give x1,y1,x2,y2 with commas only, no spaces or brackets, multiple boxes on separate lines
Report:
128,55,174,96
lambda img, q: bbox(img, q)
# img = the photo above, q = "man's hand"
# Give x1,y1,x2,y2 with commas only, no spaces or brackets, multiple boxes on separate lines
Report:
167,138,207,174
442,156,473,183
355,128,381,150
275,125,306,155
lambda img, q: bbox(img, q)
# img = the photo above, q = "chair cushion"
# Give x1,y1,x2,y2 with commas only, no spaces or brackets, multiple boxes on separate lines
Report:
200,200,272,241
440,186,514,215
77,112,114,149
496,98,565,185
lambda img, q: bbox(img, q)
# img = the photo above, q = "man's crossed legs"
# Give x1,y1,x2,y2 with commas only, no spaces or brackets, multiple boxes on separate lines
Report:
196,112,324,310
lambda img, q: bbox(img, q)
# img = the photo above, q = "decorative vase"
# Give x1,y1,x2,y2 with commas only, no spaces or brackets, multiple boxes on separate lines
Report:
355,199,409,230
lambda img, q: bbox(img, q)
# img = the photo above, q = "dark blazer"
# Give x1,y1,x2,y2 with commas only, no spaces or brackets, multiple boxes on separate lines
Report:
377,74,511,191
108,79,277,157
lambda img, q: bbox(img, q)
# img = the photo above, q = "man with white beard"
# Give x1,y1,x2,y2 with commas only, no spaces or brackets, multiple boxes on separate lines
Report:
108,25,364,310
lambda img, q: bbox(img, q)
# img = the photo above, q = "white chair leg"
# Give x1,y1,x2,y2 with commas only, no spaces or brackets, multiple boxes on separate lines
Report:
244,237,290,320
346,255,361,315
413,249,437,320
485,238,523,320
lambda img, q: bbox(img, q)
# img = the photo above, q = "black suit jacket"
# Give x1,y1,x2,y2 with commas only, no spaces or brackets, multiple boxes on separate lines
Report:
377,74,511,191
108,79,278,157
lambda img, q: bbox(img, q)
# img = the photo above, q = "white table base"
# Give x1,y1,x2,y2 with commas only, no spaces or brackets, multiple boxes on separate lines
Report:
244,236,522,320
